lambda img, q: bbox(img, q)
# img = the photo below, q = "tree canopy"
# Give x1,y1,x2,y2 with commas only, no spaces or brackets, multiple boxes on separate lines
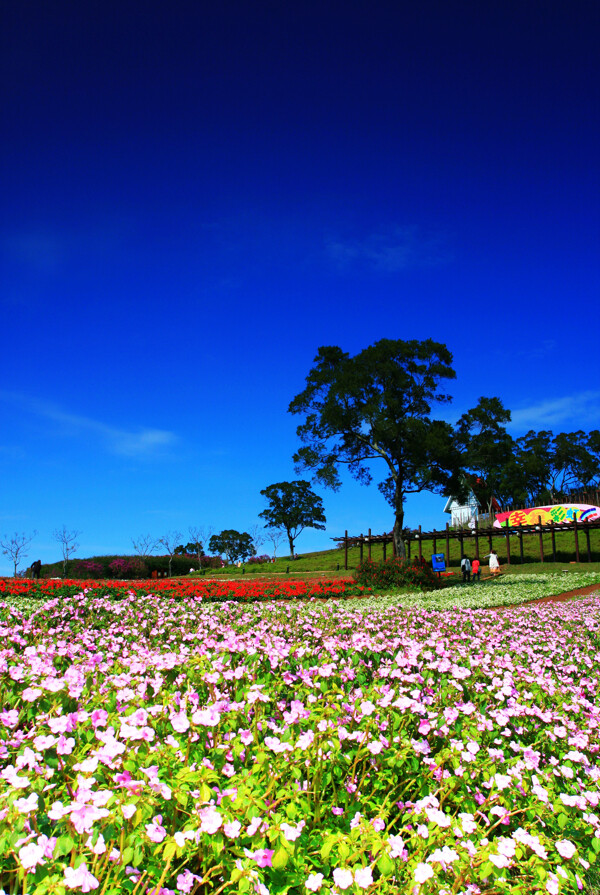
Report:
259,480,326,557
288,339,465,558
208,530,255,565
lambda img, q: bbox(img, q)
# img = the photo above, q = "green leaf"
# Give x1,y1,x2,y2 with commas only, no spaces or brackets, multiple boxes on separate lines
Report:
479,861,493,880
121,846,134,865
320,834,337,860
163,840,177,861
377,853,395,876
557,813,568,830
272,846,290,869
55,834,75,857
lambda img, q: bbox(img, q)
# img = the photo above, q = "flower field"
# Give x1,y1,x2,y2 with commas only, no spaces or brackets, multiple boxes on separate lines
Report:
1,578,600,894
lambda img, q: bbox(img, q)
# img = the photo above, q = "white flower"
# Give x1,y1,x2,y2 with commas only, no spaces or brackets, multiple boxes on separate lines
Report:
305,874,324,892
414,863,434,883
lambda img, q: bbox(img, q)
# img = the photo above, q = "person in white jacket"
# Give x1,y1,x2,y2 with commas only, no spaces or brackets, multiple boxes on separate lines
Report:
460,555,471,583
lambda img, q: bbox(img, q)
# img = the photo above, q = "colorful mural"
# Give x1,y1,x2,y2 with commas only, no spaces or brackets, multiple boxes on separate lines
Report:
494,504,600,528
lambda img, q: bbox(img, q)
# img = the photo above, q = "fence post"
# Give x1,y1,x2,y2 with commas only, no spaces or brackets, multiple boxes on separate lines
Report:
574,515,580,563
418,525,423,562
406,531,411,559
504,522,511,565
474,518,480,560
459,529,464,562
432,529,437,557
445,523,450,567
585,524,591,562
392,532,397,556
344,530,348,571
551,522,557,563
368,528,372,560
383,536,387,561
538,516,544,563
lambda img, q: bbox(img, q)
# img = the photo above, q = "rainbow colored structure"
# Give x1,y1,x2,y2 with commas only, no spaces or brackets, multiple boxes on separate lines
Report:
494,504,600,528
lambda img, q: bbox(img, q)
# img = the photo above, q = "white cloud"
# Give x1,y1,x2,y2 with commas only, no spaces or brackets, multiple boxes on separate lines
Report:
326,226,450,273
509,391,600,431
0,392,178,458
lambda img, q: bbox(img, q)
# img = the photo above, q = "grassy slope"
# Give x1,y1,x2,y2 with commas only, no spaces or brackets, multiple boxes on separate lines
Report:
190,526,600,579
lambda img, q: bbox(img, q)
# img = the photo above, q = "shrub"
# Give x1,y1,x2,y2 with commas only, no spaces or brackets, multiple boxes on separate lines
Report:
108,557,148,579
353,556,440,591
247,554,271,565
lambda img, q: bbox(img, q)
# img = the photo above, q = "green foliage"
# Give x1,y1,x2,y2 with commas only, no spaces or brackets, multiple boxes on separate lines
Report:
209,529,255,564
288,339,465,557
353,556,441,591
259,480,326,556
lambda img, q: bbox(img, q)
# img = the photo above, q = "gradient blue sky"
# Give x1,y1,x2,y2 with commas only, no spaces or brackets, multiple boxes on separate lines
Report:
2,1,599,572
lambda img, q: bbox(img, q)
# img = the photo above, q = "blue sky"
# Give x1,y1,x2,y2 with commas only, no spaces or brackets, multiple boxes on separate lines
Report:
1,1,599,572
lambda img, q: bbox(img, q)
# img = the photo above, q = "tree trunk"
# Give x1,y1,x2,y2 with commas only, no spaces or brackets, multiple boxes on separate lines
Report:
393,485,406,560
288,534,295,558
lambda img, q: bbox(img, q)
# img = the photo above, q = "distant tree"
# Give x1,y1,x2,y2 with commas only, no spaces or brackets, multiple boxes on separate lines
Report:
265,528,285,558
248,524,267,554
514,430,555,505
208,530,255,565
156,531,182,577
259,480,326,557
289,339,464,558
516,429,600,503
0,531,37,577
455,397,522,515
131,534,157,557
53,526,81,577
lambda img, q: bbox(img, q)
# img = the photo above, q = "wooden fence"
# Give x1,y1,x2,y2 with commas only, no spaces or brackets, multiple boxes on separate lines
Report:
333,516,600,570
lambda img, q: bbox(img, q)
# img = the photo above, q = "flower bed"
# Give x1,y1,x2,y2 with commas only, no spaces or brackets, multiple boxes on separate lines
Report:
0,577,364,603
1,588,600,893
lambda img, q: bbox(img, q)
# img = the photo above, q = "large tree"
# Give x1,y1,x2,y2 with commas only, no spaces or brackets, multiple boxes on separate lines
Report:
259,480,326,558
288,339,464,558
208,530,255,565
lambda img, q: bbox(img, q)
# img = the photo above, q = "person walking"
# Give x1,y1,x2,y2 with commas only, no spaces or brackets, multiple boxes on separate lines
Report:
471,558,480,582
460,554,471,583
484,550,501,576
31,560,42,579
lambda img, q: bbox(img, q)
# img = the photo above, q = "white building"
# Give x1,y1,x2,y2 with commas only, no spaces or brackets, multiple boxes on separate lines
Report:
443,491,480,527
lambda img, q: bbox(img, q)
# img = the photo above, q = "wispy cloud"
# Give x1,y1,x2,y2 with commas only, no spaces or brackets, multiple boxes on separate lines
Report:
509,391,600,431
0,392,179,458
326,226,451,273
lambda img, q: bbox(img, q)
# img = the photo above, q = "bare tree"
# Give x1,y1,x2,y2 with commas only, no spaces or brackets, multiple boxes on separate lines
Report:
188,526,209,571
248,523,266,555
1,531,37,577
156,531,182,577
53,526,81,577
131,534,157,557
265,528,285,559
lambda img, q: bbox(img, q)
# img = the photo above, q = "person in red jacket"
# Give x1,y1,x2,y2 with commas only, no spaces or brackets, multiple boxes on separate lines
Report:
471,558,481,582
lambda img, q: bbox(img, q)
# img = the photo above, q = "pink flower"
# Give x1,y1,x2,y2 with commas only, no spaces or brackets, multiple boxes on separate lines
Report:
121,804,137,819
371,818,385,831
191,707,220,726
146,815,167,843
333,868,353,890
19,842,46,871
14,793,39,814
63,863,100,891
555,839,577,859
239,729,253,745
56,735,75,755
176,870,202,893
367,740,383,755
170,711,190,733
354,867,374,888
199,805,222,834
250,848,274,868
305,873,324,891
22,687,42,702
223,820,242,837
